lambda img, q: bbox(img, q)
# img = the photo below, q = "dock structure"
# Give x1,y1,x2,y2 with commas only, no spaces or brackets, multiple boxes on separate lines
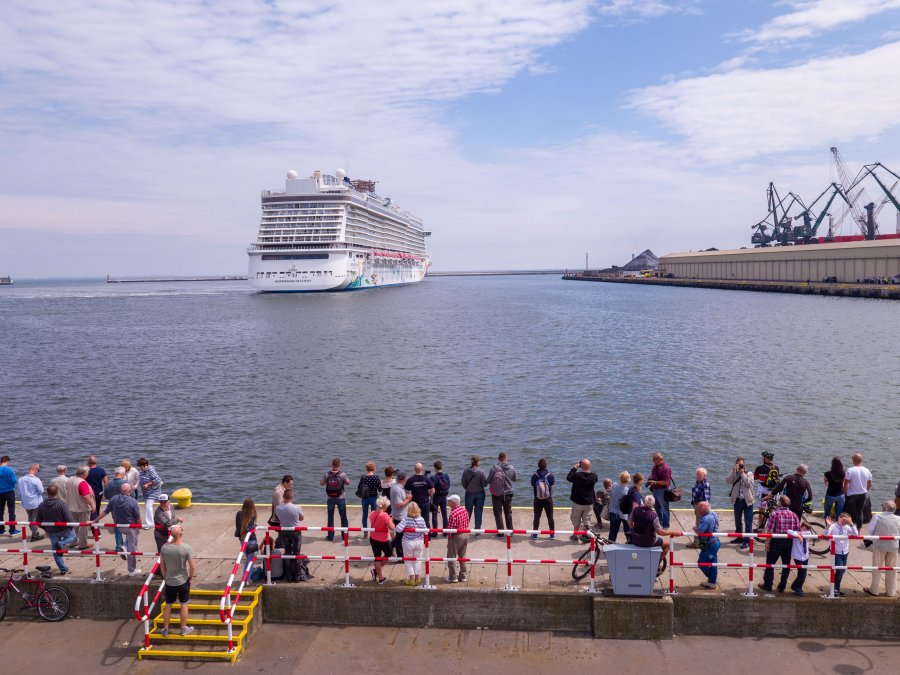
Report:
106,275,248,283
561,274,900,300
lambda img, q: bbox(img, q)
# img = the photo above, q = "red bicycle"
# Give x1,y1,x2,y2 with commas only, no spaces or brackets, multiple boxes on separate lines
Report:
0,566,71,622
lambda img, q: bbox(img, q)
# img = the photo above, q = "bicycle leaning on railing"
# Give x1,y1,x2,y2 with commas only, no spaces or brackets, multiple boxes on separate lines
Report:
0,565,71,622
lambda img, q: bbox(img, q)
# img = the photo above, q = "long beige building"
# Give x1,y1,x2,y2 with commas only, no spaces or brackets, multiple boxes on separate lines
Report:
659,238,900,283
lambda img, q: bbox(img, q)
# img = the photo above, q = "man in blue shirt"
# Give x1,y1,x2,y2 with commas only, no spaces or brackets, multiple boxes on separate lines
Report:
0,455,19,535
694,501,720,589
19,463,45,542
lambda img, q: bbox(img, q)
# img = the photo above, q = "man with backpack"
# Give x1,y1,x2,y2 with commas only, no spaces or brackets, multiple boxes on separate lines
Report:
320,457,350,542
430,461,451,536
768,465,813,518
754,451,781,529
566,459,599,542
530,458,555,539
488,452,517,535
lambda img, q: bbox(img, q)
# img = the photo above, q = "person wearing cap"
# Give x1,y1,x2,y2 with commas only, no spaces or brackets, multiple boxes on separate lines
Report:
93,482,142,575
444,494,470,583
753,451,780,529
154,493,182,553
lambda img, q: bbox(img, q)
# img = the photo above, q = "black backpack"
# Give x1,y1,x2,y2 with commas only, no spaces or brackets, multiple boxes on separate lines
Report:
325,472,344,498
619,493,632,515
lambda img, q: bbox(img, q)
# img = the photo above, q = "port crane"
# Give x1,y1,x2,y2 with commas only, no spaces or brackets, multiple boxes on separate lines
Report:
790,183,853,243
751,183,808,246
830,147,869,236
751,154,900,246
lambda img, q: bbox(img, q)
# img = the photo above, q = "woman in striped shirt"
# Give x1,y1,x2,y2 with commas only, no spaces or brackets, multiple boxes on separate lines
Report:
396,501,427,585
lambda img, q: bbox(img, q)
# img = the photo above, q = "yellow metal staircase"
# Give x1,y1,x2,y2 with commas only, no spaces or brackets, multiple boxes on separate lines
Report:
137,587,262,663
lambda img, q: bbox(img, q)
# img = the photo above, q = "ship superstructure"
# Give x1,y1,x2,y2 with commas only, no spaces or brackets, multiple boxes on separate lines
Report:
247,169,430,292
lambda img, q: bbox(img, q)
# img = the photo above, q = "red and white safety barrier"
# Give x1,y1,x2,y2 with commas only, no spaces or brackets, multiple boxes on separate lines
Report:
664,531,900,598
230,525,604,600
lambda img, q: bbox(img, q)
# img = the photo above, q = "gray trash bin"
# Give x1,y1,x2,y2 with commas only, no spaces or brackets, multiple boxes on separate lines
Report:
602,543,661,596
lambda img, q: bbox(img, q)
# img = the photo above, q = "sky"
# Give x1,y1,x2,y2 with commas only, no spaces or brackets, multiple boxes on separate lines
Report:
2,0,900,276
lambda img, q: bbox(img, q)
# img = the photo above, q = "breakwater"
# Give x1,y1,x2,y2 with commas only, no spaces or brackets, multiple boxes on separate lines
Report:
562,274,900,299
106,275,248,283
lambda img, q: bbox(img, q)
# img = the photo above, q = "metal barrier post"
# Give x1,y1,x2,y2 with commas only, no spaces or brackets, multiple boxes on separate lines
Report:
265,529,274,586
21,525,29,575
664,534,677,595
822,539,837,599
421,532,435,589
741,537,757,597
225,593,234,651
587,533,597,593
142,588,151,649
341,528,355,588
92,524,105,583
503,532,518,591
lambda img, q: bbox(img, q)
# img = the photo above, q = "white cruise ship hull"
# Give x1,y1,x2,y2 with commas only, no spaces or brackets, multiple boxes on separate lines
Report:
248,250,428,292
248,169,430,293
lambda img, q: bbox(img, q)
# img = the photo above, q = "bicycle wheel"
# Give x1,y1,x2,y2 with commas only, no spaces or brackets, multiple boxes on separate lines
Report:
805,521,830,556
37,586,69,621
572,549,595,581
0,588,7,622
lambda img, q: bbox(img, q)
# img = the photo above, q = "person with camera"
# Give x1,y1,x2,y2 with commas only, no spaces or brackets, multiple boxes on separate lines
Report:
726,457,755,549
566,459,598,542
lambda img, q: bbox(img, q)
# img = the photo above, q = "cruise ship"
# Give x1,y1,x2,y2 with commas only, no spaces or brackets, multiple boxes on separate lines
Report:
247,169,430,292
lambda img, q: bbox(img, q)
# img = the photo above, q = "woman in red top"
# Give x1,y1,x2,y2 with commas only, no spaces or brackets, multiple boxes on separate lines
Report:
369,496,395,584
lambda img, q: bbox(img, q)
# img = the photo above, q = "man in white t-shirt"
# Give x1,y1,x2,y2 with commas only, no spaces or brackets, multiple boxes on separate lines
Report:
842,453,873,530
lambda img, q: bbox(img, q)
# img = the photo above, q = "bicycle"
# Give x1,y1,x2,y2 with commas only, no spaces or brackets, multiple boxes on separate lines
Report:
0,566,71,622
754,499,829,556
571,536,668,581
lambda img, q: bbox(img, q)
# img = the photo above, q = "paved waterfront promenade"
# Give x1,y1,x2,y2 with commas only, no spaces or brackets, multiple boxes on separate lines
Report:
2,619,899,674
0,503,892,597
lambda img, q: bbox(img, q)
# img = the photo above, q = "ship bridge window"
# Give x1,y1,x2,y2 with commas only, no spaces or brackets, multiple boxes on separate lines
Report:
261,254,329,261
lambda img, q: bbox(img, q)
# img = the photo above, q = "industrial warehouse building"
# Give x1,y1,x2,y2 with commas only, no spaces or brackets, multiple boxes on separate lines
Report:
659,238,900,283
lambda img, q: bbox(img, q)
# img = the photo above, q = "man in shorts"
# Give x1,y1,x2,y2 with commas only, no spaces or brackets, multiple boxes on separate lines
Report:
159,524,196,637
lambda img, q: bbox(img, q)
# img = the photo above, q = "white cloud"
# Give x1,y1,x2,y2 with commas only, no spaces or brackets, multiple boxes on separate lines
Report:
740,0,900,43
597,0,699,19
628,41,900,162
0,0,594,139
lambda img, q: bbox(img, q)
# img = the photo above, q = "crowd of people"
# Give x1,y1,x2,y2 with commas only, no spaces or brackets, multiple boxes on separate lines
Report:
256,451,900,594
1,450,899,597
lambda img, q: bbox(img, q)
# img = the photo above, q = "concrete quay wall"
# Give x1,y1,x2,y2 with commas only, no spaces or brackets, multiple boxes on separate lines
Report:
54,579,899,641
561,275,900,299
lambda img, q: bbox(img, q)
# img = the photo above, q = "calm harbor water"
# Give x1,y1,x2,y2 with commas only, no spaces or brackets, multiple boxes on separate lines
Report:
1,276,898,508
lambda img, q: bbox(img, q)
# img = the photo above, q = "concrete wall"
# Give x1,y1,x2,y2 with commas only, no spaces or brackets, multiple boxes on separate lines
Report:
52,580,899,642
262,586,594,633
674,594,900,641
659,239,900,282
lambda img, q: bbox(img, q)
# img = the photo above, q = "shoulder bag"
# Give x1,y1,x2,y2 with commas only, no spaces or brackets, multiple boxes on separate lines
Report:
664,478,683,503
